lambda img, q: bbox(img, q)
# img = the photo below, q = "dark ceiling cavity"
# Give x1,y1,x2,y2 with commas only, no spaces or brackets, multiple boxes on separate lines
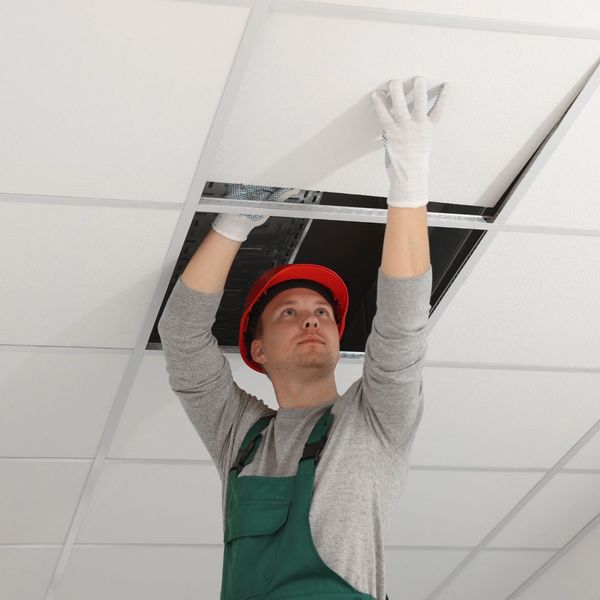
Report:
149,181,493,354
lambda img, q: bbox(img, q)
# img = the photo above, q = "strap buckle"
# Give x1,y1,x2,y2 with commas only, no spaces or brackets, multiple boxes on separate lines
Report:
300,434,328,465
231,438,256,474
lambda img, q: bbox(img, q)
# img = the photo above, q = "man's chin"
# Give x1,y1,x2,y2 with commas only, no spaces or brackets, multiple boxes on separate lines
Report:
296,358,335,373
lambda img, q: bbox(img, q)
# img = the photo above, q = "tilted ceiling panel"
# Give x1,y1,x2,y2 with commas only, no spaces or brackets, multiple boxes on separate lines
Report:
0,0,249,203
211,10,599,207
312,0,600,30
426,232,600,368
0,202,179,347
506,77,600,230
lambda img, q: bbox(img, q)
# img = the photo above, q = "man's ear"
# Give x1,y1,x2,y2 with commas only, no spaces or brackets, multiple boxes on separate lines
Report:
250,339,266,366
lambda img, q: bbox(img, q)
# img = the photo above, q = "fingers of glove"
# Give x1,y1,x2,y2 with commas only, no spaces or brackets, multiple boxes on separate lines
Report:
371,89,396,128
428,82,451,124
211,212,265,243
267,187,301,202
388,80,411,122
240,213,268,223
372,77,450,126
410,76,428,121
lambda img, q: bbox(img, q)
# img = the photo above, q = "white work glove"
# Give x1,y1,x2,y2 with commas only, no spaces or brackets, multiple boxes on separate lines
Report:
212,185,300,242
371,76,450,208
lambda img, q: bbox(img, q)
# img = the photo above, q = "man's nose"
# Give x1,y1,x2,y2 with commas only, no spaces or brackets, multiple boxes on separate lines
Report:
303,316,319,328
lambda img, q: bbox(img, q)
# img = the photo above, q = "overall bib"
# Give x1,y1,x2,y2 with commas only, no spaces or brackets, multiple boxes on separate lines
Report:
220,405,390,600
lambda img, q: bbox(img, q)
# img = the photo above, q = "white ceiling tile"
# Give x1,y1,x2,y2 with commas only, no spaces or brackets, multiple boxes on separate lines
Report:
488,473,600,548
334,357,364,392
427,233,600,367
224,353,279,408
384,548,470,600
0,547,62,600
387,471,542,546
0,203,179,346
0,350,129,458
77,463,222,543
412,367,600,469
58,546,222,600
517,519,600,599
212,11,599,207
0,462,90,543
565,428,600,469
108,352,210,460
506,77,600,230
312,0,600,30
0,0,249,203
438,549,554,600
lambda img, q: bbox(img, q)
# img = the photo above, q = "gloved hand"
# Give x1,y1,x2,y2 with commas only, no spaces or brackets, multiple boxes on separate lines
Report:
371,76,450,208
211,185,300,242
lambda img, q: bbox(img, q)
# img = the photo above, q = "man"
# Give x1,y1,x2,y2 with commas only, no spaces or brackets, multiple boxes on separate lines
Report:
158,76,449,600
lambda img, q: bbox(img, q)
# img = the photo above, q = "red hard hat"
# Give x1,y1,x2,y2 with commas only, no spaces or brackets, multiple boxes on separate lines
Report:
239,264,349,374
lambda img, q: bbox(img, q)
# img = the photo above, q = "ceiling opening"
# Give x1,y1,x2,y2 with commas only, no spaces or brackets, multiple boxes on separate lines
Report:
148,181,506,354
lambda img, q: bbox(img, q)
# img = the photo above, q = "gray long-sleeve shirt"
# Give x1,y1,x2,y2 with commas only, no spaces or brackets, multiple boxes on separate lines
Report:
157,264,432,600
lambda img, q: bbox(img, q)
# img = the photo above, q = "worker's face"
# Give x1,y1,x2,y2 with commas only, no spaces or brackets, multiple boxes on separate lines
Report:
250,287,340,378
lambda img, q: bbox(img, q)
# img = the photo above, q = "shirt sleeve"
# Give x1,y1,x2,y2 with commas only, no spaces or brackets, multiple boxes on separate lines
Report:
157,275,274,473
358,264,432,458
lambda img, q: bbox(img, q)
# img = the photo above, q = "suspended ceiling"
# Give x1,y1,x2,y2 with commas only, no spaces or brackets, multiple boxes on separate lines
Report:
0,1,599,599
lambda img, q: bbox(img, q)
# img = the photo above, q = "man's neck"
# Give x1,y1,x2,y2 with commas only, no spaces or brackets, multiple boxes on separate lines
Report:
272,375,339,410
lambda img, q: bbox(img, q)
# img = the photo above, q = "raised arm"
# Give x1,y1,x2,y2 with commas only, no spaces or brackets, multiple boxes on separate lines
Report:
157,185,299,472
182,185,300,292
181,227,241,293
371,76,450,278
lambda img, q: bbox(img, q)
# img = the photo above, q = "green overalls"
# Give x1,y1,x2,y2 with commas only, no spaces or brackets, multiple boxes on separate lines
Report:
220,405,390,600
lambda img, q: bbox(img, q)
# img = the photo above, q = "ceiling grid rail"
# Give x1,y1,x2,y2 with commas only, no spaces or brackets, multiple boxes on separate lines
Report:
197,198,600,237
271,0,600,40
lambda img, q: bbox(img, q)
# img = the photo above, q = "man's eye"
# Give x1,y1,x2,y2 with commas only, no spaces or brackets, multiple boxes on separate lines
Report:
282,308,329,316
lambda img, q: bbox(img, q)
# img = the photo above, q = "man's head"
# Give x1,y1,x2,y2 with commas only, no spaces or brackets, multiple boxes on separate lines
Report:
239,263,349,375
249,287,340,381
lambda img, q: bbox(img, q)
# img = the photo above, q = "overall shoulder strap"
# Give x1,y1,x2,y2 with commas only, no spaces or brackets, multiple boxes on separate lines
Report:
230,411,276,474
299,405,334,465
